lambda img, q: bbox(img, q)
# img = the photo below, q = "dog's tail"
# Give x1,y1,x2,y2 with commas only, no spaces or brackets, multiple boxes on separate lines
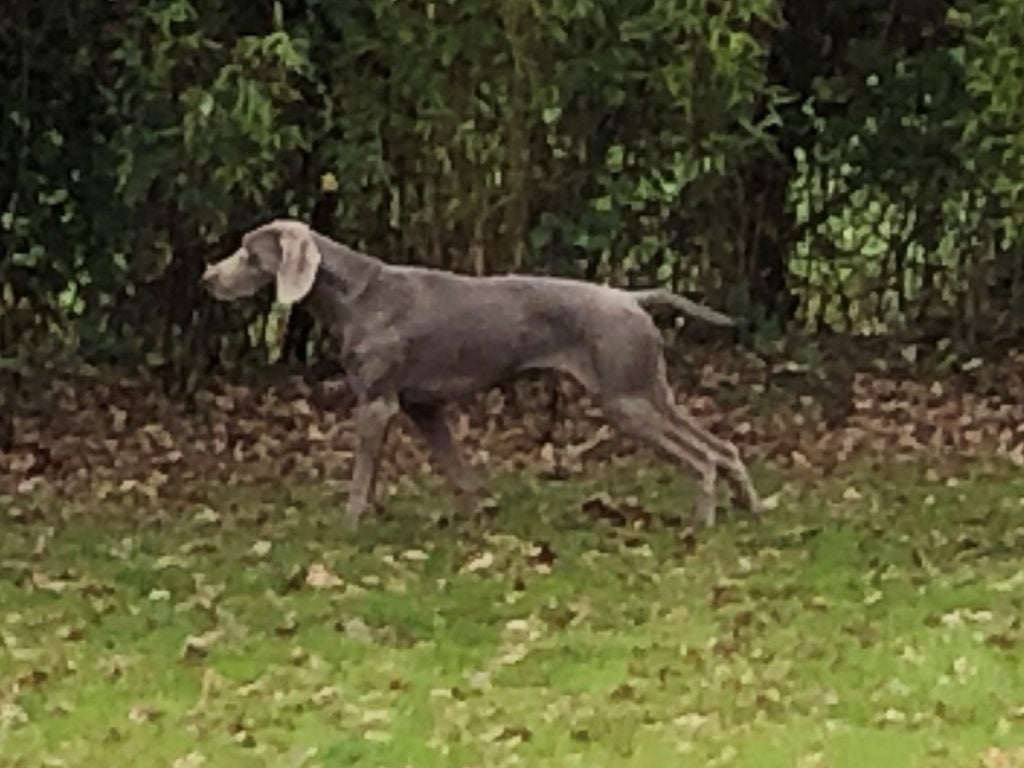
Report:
630,289,735,327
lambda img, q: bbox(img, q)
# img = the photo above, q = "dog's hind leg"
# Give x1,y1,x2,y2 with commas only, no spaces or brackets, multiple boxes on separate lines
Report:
668,409,761,516
649,380,762,516
601,394,721,526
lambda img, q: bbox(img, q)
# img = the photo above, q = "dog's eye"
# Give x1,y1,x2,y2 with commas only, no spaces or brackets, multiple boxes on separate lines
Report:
244,250,259,266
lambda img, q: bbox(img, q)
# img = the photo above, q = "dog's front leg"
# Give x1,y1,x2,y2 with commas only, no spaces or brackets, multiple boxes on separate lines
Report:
345,396,398,529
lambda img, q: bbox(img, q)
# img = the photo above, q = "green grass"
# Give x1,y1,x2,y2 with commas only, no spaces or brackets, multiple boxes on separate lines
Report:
3,459,1024,767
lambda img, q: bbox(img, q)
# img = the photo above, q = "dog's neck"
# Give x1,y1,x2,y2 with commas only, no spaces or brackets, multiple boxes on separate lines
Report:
304,233,384,324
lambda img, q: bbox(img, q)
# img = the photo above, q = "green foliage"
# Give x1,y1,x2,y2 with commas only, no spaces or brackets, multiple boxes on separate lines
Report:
3,0,1024,370
956,1,1024,240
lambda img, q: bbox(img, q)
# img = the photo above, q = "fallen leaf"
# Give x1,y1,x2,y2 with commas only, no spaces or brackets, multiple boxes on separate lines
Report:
275,612,298,637
31,572,71,593
128,705,163,725
0,701,29,728
980,747,1024,768
462,551,495,573
306,562,344,589
172,752,207,768
250,540,272,559
194,507,220,525
339,617,373,643
181,630,222,661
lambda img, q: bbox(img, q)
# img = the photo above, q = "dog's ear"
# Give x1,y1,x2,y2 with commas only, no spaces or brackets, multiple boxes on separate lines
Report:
242,221,322,305
274,225,322,305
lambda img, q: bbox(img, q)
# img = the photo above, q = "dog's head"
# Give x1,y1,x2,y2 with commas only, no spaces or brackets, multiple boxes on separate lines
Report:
202,219,321,305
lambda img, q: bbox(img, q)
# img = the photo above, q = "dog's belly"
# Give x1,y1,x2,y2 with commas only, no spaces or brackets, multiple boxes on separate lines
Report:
397,330,547,402
398,361,515,403
401,379,496,404
398,342,598,404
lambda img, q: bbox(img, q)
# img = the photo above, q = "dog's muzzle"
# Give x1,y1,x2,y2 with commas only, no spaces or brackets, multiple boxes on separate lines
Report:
200,263,228,298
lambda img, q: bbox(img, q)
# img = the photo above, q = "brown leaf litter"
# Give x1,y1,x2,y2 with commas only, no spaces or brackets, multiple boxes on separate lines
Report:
3,341,1024,500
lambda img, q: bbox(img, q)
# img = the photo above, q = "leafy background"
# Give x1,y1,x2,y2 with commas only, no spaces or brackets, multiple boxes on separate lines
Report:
6,0,1024,373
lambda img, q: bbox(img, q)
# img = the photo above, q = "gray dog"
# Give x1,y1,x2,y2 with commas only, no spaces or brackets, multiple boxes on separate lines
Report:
202,219,762,528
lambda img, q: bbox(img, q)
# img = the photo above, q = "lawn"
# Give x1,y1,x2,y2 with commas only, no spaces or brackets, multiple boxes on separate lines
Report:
2,459,1024,767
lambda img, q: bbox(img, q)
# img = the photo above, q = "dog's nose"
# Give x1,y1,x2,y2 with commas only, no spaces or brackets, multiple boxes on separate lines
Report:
201,264,217,287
